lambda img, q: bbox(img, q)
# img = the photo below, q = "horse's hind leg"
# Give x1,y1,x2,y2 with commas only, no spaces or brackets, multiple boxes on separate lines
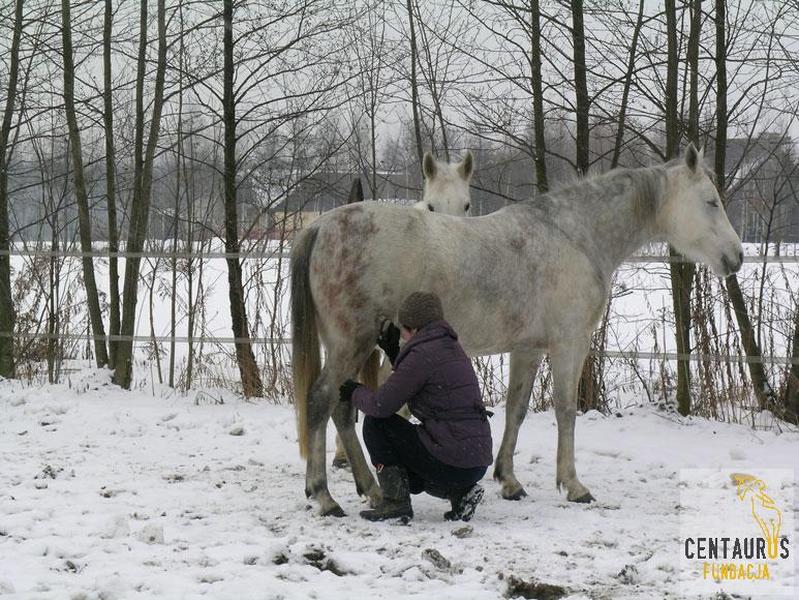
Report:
494,350,542,500
331,400,381,506
305,374,345,517
332,349,382,469
551,341,594,503
332,435,348,469
307,341,382,515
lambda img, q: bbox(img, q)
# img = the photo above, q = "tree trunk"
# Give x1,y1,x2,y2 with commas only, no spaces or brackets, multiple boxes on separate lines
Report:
48,227,58,383
61,0,109,367
406,0,424,169
726,276,772,409
571,0,589,176
664,0,679,159
348,178,364,204
611,0,645,169
104,0,121,368
674,0,701,415
785,305,799,422
687,0,701,144
113,0,167,389
169,176,179,388
0,0,24,379
530,0,548,193
711,0,773,411
149,260,162,384
414,0,450,162
664,0,692,415
223,0,263,397
569,0,599,410
369,110,378,199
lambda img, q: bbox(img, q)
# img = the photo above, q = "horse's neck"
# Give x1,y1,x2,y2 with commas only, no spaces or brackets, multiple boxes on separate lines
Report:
538,171,662,278
587,205,654,277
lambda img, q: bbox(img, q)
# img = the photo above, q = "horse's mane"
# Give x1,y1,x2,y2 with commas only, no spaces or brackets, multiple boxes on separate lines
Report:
622,166,668,226
527,164,669,228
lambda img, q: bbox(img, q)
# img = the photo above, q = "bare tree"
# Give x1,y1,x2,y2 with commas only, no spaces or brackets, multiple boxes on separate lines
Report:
713,1,783,413
350,2,390,200
222,0,263,397
0,0,25,378
103,0,121,369
610,0,646,169
60,0,109,367
113,0,168,389
571,0,589,176
412,0,471,159
570,0,601,410
787,306,799,421
662,0,694,415
530,0,549,192
405,0,424,167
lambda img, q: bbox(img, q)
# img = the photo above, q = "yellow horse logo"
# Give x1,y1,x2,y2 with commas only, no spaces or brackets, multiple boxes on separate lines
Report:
731,473,783,559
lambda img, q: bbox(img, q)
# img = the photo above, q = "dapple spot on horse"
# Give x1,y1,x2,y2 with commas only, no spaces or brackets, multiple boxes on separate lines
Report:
292,144,742,516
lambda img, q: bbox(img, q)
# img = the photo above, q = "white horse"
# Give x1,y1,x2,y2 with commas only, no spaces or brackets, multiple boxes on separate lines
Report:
291,144,743,516
414,151,474,215
331,150,474,468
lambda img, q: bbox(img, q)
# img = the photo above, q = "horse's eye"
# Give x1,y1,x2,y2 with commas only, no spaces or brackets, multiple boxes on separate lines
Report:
464,203,470,213
707,200,719,208
427,204,435,212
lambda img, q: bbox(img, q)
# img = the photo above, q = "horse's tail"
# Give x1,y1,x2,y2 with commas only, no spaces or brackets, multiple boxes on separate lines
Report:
291,225,321,459
360,349,381,389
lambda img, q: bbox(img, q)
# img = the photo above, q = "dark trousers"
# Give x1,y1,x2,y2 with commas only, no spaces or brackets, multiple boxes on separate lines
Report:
362,414,487,496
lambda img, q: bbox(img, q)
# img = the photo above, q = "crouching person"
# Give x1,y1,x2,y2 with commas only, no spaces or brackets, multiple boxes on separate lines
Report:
339,291,493,523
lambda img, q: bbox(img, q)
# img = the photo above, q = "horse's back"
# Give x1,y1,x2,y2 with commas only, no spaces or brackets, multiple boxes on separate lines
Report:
303,203,434,337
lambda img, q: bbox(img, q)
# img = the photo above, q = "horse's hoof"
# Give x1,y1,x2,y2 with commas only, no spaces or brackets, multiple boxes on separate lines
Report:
502,487,528,501
331,457,350,470
571,492,595,504
321,505,347,518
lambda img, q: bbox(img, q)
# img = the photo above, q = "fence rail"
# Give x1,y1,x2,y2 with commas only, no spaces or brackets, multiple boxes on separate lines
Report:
2,248,799,264
4,246,799,367
5,330,799,367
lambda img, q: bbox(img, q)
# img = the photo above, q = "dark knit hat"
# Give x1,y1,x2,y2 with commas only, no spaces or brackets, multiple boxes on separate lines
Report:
398,291,444,330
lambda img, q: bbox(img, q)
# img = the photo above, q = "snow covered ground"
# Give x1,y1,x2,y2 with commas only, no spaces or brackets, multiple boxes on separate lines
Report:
1,369,797,599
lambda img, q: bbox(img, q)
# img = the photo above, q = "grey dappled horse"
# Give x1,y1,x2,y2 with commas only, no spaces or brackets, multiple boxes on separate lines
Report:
291,144,743,516
413,151,474,215
331,151,474,468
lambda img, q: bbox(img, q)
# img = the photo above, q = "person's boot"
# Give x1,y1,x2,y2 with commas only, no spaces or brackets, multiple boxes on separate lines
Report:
444,483,485,522
359,466,413,522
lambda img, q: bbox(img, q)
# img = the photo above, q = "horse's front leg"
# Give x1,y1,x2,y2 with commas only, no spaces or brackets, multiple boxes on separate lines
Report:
494,350,542,500
550,341,594,503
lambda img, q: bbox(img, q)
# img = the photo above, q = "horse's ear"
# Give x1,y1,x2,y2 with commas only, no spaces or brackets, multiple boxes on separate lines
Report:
457,151,474,180
423,152,436,180
685,143,702,173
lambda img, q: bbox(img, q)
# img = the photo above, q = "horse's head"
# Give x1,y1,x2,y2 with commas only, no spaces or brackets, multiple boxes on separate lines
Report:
414,151,473,216
660,144,743,277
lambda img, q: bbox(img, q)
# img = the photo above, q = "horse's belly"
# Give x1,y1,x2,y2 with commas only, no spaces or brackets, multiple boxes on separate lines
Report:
453,311,546,357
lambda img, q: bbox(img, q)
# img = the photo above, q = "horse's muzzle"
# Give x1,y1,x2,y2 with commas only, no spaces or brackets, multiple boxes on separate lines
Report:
722,250,744,277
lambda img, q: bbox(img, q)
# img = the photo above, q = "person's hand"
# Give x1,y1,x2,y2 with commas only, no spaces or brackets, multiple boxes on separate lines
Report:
377,320,401,363
339,379,360,403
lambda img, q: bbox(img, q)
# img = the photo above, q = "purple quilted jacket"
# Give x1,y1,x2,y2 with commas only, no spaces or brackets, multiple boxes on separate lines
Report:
352,320,493,469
